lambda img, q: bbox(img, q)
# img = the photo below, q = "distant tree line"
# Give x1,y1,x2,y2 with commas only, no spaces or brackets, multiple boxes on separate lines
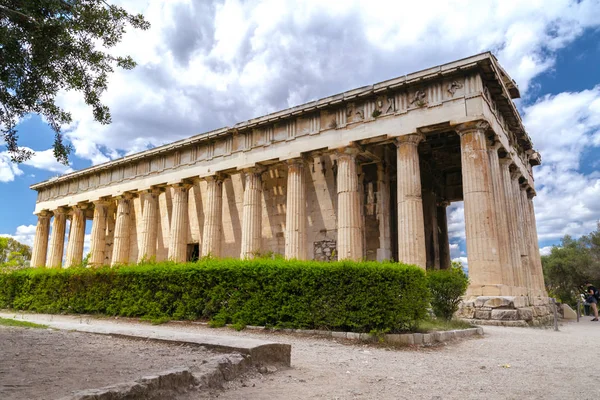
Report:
542,223,600,305
0,237,31,271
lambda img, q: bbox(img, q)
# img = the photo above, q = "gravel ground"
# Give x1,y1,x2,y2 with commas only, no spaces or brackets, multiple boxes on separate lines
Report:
2,316,600,400
172,319,600,400
0,326,216,400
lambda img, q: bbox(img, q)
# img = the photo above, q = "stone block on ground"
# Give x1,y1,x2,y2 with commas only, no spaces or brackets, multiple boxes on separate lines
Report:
491,309,518,321
562,304,577,320
518,307,534,321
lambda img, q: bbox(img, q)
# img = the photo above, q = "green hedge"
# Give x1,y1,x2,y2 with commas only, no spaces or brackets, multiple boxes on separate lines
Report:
0,259,429,333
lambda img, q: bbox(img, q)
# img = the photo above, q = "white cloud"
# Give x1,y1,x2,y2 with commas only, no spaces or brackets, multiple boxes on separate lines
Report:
22,148,73,174
0,151,24,182
53,0,600,166
524,87,600,242
539,246,554,256
1,224,37,247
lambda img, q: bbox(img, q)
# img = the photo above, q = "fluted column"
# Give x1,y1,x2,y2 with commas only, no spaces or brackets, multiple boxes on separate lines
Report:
168,183,191,262
376,161,392,261
202,175,224,258
240,168,263,258
336,149,363,261
487,143,513,289
30,211,51,267
104,203,116,265
138,189,160,262
64,205,87,268
111,194,132,266
500,159,524,293
512,172,533,293
437,201,451,270
520,186,539,294
396,134,426,268
47,207,67,268
89,200,108,266
527,192,547,296
457,121,502,295
285,159,307,260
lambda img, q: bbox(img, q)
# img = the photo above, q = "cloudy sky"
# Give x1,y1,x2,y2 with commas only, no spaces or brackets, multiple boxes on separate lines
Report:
1,0,599,266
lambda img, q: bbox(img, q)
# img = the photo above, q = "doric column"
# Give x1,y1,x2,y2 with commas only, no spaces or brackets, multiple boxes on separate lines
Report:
336,149,363,261
457,121,502,295
47,207,68,268
64,204,87,268
437,201,451,270
285,159,307,260
104,203,116,265
30,211,51,267
111,194,132,266
168,183,191,262
240,168,263,258
520,186,539,294
202,175,224,258
396,134,426,268
487,143,513,288
500,159,524,292
511,172,533,293
89,200,109,266
527,191,547,296
138,189,160,262
376,161,392,261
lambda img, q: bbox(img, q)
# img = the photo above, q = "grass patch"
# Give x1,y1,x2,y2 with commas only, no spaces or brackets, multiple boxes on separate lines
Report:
416,318,473,333
0,317,47,329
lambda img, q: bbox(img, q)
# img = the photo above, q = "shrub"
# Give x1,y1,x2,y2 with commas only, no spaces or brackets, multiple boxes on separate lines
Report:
0,259,429,333
427,267,469,320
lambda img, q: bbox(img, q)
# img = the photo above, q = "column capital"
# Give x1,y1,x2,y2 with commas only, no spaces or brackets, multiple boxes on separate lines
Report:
92,198,111,207
499,155,514,167
203,172,226,183
36,210,52,219
115,192,136,200
334,145,361,157
437,200,451,207
170,180,193,189
395,133,424,146
52,206,69,215
455,119,490,136
285,157,307,167
241,165,267,175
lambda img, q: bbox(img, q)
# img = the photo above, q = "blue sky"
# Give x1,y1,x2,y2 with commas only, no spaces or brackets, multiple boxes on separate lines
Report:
1,0,599,267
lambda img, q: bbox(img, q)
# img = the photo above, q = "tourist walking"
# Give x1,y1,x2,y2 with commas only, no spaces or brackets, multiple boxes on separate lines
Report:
585,283,599,321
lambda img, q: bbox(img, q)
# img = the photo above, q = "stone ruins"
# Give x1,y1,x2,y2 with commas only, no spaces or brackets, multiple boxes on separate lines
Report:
28,52,550,324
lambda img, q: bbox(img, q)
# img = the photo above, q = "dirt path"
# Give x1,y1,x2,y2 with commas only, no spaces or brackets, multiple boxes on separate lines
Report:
0,326,215,400
2,315,600,399
179,319,600,400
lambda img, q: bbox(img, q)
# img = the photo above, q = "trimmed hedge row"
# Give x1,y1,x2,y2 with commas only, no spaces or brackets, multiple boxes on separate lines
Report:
0,259,429,333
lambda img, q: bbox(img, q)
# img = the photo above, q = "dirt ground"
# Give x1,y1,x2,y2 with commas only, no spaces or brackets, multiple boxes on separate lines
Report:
2,318,600,400
0,326,216,400
178,319,600,400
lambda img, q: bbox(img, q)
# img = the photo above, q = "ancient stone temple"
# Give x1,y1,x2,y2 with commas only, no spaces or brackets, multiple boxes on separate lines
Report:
29,52,549,323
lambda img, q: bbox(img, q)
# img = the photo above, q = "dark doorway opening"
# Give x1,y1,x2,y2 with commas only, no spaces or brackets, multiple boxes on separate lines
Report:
187,243,199,262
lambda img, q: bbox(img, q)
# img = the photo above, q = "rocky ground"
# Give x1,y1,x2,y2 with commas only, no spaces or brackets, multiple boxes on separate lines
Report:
2,317,599,400
0,326,216,400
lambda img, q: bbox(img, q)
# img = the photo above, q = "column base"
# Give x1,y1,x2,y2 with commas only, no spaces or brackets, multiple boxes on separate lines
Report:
466,284,514,297
457,295,554,327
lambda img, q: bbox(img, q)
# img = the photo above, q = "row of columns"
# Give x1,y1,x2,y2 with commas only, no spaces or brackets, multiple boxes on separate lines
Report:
458,121,545,297
29,121,545,299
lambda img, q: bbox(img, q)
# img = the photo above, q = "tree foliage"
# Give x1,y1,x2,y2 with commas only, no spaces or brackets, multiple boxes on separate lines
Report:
427,264,469,320
0,0,149,164
542,223,600,305
0,236,31,270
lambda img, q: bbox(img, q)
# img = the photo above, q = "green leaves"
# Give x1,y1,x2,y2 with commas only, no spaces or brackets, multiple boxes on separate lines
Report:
0,259,429,333
427,266,469,321
0,0,149,163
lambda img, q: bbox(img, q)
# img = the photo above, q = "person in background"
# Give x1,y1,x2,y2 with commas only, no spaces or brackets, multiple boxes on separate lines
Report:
585,283,599,321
